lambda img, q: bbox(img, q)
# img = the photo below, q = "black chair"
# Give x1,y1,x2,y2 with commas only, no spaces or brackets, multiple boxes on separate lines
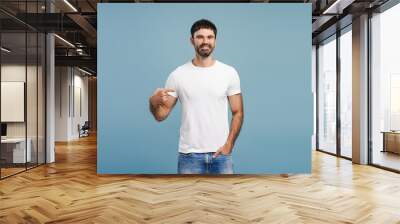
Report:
79,121,90,138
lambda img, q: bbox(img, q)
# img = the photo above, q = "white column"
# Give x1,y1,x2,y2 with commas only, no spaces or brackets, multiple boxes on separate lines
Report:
352,14,369,164
46,1,55,163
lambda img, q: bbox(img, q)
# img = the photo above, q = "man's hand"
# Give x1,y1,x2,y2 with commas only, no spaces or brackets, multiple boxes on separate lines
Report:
149,88,177,122
212,142,233,158
150,88,175,106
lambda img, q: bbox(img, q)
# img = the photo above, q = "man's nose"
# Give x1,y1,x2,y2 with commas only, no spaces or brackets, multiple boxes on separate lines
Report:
202,41,210,47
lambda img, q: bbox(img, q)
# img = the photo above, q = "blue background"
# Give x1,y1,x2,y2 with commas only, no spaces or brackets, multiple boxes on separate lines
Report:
98,3,312,174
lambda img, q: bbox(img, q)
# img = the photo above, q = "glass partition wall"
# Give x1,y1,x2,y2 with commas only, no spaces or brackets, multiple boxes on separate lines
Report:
317,35,337,155
370,3,400,172
316,26,353,159
339,26,352,159
317,1,400,172
0,1,46,179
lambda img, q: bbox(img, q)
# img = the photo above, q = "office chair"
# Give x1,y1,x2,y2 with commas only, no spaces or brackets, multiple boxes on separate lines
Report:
79,121,90,138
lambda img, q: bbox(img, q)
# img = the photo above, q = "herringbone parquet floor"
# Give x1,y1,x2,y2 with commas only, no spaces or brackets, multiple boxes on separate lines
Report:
1,134,400,224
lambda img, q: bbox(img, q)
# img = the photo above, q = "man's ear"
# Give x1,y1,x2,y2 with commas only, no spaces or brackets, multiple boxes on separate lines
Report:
190,37,194,46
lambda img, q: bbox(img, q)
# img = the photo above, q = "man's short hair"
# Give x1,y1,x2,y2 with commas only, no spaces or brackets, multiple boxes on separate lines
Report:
190,19,217,38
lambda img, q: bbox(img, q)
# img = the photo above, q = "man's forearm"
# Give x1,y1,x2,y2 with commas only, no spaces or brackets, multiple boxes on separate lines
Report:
226,111,243,146
149,99,159,119
149,97,164,121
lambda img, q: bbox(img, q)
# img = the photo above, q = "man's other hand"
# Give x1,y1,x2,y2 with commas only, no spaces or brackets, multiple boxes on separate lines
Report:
213,142,233,158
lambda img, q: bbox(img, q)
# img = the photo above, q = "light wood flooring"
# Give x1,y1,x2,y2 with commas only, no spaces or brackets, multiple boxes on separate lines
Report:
372,150,400,171
0,134,400,223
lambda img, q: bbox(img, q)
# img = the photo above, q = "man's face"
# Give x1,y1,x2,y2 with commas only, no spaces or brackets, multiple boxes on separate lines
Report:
191,28,216,58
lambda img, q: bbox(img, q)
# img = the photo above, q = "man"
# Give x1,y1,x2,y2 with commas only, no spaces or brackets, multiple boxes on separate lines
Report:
149,19,244,174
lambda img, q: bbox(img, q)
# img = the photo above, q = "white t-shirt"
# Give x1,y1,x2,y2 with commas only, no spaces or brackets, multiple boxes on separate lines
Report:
165,60,241,153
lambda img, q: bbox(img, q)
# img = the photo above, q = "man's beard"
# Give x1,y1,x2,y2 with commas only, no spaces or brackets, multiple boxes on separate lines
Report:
196,44,214,58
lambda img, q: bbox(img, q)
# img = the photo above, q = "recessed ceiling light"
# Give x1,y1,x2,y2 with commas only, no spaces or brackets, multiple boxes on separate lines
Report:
63,0,78,12
78,67,93,76
54,34,75,48
322,0,355,15
1,47,11,53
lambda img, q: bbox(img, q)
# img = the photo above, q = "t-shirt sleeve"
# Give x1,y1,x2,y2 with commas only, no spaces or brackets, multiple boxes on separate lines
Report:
227,68,241,96
164,72,178,98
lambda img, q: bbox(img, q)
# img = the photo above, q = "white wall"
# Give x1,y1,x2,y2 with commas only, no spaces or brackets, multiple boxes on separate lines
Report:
70,72,89,138
55,66,89,141
55,66,69,141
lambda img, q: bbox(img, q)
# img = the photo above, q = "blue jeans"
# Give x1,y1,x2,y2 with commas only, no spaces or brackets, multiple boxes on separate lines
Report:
178,152,234,174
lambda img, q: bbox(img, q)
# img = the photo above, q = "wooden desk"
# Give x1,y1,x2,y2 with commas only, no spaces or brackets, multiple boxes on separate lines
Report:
1,138,32,164
381,131,400,154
